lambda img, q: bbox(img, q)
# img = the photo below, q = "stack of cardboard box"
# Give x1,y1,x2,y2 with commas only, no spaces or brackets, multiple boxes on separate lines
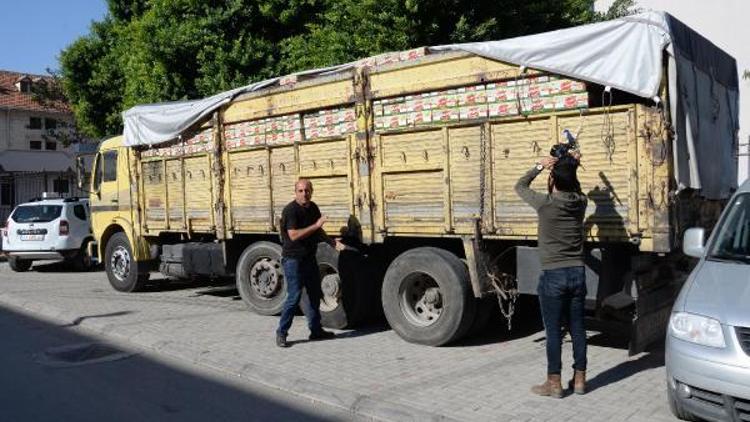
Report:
302,107,357,139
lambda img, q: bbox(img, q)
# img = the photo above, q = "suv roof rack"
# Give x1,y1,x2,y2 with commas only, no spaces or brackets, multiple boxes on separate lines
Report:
62,197,80,203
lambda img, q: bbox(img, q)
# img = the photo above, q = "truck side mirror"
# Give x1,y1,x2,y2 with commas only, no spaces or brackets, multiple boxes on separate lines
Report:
682,227,706,258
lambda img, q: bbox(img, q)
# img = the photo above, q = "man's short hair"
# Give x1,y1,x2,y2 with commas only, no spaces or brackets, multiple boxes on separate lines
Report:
551,156,581,192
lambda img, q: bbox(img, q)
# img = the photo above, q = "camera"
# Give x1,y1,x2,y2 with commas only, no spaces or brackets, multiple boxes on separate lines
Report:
549,129,578,159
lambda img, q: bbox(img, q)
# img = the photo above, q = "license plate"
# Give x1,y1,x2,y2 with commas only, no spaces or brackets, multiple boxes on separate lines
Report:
20,234,44,241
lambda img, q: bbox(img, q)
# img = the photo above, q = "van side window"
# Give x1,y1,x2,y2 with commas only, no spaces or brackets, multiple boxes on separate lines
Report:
103,151,118,182
73,204,87,221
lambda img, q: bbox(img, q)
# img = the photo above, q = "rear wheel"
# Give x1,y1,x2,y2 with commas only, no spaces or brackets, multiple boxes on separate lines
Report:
8,257,32,272
301,243,371,329
382,247,476,346
69,241,95,272
105,233,149,292
236,242,286,316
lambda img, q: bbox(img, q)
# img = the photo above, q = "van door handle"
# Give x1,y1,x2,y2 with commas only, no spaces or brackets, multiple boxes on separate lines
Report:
111,199,118,203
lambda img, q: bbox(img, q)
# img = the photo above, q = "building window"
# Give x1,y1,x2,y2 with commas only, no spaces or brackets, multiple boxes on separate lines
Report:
18,80,31,93
45,118,57,130
29,117,42,129
45,141,57,151
53,179,70,194
29,140,42,150
1,183,12,206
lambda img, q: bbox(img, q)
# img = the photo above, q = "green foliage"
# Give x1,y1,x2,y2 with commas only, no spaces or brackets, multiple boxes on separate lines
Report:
60,0,620,138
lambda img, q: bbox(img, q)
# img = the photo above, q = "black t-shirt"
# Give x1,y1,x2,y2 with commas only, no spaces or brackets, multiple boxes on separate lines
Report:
280,200,322,258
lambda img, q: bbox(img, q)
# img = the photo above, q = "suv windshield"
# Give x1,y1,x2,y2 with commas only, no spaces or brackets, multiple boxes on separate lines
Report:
708,193,750,264
11,205,63,223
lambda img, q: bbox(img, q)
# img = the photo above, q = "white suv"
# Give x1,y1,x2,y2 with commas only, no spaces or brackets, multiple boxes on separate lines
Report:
2,194,95,272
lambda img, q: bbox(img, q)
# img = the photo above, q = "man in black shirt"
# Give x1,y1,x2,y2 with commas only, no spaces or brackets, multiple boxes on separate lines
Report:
276,178,342,348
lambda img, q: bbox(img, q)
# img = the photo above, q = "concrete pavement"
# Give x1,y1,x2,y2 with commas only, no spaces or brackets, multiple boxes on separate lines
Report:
0,261,677,421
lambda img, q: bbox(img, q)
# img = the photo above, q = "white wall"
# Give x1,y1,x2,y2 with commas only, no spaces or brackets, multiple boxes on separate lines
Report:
597,0,750,185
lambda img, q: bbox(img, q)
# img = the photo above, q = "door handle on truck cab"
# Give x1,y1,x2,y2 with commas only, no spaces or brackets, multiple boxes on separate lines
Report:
111,199,118,203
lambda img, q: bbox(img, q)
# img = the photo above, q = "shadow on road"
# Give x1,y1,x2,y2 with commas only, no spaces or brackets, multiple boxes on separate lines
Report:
32,261,104,273
0,304,352,422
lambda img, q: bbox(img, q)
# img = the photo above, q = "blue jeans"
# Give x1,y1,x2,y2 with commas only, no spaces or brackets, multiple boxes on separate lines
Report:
276,256,323,337
537,266,587,375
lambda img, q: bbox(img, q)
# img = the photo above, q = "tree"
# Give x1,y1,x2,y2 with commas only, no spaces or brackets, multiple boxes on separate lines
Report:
59,0,626,138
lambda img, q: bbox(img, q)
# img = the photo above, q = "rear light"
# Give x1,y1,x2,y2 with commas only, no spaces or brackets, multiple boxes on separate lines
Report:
59,220,70,236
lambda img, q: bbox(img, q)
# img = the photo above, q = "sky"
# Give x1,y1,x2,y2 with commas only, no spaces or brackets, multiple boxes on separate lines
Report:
0,0,109,75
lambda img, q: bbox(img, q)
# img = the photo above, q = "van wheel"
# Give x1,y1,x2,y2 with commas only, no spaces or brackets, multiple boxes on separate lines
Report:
236,242,286,316
382,247,476,346
105,232,149,292
9,257,32,272
668,384,699,421
300,243,370,329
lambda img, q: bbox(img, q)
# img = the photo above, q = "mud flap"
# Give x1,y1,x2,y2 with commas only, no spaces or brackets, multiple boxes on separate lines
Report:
629,284,675,355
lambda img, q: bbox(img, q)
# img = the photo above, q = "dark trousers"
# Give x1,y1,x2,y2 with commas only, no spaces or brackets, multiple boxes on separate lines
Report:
276,256,323,337
537,266,587,375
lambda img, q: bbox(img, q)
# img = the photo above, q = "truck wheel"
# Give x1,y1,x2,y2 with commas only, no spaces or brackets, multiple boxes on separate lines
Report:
382,247,476,346
105,232,149,292
9,257,32,272
300,243,370,329
236,241,286,316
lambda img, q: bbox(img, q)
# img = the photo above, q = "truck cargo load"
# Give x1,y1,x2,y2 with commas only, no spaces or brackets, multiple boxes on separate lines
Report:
86,11,738,352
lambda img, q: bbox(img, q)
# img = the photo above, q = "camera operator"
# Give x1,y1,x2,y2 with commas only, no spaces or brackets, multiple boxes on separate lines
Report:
514,145,588,398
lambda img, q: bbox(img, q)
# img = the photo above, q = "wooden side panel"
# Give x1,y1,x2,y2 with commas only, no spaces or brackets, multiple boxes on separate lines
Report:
380,130,443,172
448,125,483,231
559,109,635,242
165,159,184,229
227,149,272,231
375,129,445,233
270,146,297,227
492,118,552,236
298,138,352,234
184,155,214,231
142,160,166,229
369,55,523,98
383,171,444,230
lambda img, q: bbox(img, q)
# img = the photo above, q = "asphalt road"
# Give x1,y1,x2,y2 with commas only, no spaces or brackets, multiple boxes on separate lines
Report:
0,304,360,422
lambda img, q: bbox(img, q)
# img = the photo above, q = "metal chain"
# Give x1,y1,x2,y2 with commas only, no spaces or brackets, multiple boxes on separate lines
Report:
478,124,487,224
488,269,518,331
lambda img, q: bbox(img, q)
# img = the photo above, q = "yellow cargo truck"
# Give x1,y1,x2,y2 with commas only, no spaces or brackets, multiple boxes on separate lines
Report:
84,12,739,351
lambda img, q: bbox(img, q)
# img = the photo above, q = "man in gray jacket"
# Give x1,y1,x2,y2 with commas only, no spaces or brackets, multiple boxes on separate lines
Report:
515,152,588,398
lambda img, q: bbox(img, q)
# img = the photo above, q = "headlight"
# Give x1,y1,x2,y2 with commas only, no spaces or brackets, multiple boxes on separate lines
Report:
669,312,726,348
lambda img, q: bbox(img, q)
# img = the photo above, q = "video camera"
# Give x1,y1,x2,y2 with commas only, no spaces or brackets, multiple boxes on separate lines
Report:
549,129,578,159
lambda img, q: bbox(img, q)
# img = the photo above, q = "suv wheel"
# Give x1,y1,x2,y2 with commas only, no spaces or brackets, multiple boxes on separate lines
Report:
8,257,32,272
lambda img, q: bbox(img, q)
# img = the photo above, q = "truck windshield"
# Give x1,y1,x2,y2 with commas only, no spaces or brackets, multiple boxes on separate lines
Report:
11,205,63,223
708,193,750,264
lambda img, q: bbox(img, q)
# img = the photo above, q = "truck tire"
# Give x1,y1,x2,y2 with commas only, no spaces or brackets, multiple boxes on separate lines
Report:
300,243,370,329
236,242,286,316
382,247,477,346
8,257,32,272
105,232,150,292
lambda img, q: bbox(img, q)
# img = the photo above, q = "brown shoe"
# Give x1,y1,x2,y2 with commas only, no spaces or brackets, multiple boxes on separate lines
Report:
568,370,586,394
531,374,563,398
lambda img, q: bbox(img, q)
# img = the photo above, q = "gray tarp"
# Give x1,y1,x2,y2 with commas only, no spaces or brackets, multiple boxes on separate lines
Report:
122,11,739,199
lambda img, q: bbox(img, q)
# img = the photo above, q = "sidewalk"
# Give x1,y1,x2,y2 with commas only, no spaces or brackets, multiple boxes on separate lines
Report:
0,262,677,421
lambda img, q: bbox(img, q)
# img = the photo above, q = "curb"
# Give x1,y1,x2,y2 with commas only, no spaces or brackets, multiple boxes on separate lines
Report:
0,291,456,422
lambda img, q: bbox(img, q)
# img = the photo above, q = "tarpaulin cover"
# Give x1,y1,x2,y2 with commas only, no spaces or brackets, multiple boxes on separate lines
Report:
122,11,739,199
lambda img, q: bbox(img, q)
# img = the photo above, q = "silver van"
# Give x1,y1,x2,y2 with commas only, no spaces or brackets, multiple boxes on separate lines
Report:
666,180,750,421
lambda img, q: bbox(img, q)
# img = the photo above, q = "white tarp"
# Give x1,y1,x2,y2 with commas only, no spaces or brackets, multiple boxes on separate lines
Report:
122,10,739,199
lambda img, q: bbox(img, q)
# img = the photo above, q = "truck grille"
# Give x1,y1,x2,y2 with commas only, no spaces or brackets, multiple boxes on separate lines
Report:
16,228,48,235
737,327,750,356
